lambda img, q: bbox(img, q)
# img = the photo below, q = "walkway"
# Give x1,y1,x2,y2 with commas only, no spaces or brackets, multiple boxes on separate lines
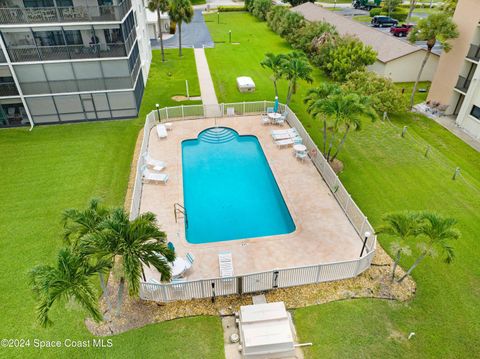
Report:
194,47,221,116
155,9,214,49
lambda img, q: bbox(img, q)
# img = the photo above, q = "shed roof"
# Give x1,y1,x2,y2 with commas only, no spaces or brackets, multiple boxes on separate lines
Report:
291,2,429,63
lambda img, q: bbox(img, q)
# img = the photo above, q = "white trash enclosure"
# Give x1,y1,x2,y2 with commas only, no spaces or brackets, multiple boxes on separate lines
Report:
236,76,256,93
239,302,295,359
133,101,376,303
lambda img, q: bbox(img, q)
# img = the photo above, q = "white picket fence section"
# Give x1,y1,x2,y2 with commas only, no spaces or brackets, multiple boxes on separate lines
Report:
130,101,377,302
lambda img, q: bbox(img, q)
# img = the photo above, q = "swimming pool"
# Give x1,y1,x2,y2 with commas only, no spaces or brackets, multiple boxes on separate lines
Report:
182,127,295,244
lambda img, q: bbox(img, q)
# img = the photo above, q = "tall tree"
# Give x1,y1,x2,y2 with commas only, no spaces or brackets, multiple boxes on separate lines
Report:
398,212,460,283
29,247,111,327
408,13,458,108
80,209,174,315
378,211,422,282
282,52,313,106
148,0,170,62
62,198,113,315
441,0,458,15
383,0,402,16
260,53,286,98
169,0,194,57
304,86,377,161
406,0,418,20
304,83,342,155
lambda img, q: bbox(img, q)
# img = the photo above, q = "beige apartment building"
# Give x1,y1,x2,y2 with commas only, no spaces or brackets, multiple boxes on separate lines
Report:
428,0,480,139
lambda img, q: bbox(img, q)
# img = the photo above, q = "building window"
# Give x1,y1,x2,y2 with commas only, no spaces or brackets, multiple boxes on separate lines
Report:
471,105,480,120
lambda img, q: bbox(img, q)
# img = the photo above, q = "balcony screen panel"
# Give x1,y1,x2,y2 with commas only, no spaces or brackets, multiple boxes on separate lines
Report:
77,78,106,92
107,91,135,109
53,95,83,113
2,29,35,47
104,77,132,90
72,61,102,79
59,113,86,122
33,29,65,46
23,0,56,7
14,64,46,82
92,93,109,111
44,62,74,81
101,60,129,77
26,96,56,115
31,114,59,123
111,109,136,117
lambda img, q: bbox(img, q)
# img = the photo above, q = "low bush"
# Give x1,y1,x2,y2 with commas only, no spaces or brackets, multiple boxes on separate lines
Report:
251,0,271,20
389,9,408,22
289,21,337,53
218,6,246,12
369,8,382,17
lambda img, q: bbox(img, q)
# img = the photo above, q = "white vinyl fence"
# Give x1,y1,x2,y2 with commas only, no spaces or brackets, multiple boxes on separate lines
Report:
131,101,377,302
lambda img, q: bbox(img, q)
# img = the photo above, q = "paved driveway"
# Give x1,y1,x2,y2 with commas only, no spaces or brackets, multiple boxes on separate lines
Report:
152,9,214,49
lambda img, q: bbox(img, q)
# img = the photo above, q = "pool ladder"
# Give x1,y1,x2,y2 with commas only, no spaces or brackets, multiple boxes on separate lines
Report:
174,203,188,229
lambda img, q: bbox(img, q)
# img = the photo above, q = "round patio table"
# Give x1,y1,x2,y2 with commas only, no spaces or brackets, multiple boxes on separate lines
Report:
169,258,187,278
268,112,281,121
293,144,307,152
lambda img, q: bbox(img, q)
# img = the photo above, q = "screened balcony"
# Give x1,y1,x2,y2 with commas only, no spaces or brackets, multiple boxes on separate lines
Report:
455,76,472,93
466,44,480,63
0,0,131,24
2,25,134,62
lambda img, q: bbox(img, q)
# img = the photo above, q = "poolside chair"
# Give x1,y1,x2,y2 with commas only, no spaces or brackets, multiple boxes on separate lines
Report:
295,151,308,161
274,111,288,125
185,252,195,271
156,124,168,139
275,136,302,148
218,251,234,277
271,128,297,136
143,153,166,171
271,131,298,140
266,107,274,113
142,167,169,184
261,113,270,125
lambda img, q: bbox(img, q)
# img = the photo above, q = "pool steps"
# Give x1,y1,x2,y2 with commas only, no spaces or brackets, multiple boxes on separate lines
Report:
199,127,237,144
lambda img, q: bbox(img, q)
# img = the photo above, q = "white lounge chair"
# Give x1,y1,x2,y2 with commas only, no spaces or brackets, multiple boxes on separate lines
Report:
261,114,270,125
295,151,308,161
275,137,302,148
156,124,168,139
142,167,169,184
271,131,298,140
184,253,195,271
218,251,234,277
271,128,297,136
143,153,166,171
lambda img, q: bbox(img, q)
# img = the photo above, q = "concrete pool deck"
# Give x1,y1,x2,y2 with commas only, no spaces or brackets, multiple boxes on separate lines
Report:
141,115,363,281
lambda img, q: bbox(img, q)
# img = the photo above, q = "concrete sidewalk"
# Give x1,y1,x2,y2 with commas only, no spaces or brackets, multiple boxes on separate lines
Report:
194,48,221,116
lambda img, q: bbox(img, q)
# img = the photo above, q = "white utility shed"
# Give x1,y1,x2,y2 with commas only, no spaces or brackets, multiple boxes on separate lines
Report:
236,77,256,93
239,302,296,359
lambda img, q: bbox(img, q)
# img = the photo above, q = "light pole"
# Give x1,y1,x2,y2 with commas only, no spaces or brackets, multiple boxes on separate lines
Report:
156,103,160,122
229,30,232,43
359,231,371,257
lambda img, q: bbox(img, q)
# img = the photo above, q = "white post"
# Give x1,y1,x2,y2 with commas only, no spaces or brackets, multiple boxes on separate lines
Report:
243,101,245,115
165,107,169,120
185,80,189,99
181,105,184,119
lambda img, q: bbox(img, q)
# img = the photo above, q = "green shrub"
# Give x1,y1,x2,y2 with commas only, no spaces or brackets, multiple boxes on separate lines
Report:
251,0,271,20
276,11,305,37
389,9,408,22
288,21,337,54
266,6,289,33
217,6,246,12
370,8,382,17
245,0,254,12
320,35,377,81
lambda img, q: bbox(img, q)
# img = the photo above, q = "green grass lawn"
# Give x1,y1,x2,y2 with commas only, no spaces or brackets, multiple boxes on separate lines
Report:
395,81,431,104
0,49,224,359
205,12,480,358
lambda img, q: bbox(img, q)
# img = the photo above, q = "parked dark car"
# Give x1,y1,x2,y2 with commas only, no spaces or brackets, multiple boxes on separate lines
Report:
390,24,414,37
371,16,399,28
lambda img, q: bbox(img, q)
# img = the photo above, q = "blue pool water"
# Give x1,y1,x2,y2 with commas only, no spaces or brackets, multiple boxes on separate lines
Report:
182,127,295,244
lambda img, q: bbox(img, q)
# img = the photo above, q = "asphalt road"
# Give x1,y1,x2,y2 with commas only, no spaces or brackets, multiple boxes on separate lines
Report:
152,9,214,50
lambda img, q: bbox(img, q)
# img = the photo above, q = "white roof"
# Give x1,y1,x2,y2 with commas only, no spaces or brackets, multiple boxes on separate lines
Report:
239,302,294,356
236,76,255,87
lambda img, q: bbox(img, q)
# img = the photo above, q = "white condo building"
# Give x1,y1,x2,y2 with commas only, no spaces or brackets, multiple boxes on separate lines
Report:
0,0,151,127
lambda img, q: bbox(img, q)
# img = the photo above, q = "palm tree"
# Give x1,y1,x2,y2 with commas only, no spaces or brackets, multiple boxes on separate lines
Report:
148,0,170,62
304,83,342,156
408,13,458,108
168,0,194,57
29,247,111,327
62,199,113,313
81,208,174,315
260,53,286,98
305,87,377,161
282,52,313,107
406,0,418,20
62,198,110,248
377,211,422,282
397,212,460,283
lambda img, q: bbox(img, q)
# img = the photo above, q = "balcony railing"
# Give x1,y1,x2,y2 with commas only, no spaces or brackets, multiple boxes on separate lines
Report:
0,51,6,63
0,0,131,24
455,76,472,93
7,43,127,62
0,83,19,96
466,44,480,63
